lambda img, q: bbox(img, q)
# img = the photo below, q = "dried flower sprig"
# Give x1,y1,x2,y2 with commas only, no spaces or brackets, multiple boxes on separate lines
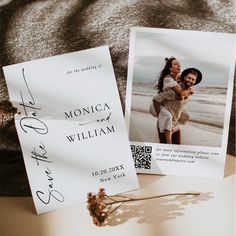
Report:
87,188,200,226
0,100,18,128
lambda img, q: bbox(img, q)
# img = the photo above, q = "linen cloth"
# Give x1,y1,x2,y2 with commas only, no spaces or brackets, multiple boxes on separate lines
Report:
0,0,235,196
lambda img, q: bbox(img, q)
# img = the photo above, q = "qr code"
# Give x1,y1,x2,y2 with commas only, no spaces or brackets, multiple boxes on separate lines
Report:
130,145,152,169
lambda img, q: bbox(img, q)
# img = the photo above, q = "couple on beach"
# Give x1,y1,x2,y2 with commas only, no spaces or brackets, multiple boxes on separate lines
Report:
151,57,202,144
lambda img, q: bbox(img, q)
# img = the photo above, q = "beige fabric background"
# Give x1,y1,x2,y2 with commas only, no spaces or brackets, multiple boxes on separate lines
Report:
0,0,235,196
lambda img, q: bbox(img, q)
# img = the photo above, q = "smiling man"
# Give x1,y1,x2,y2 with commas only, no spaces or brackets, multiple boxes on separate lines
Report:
157,68,202,144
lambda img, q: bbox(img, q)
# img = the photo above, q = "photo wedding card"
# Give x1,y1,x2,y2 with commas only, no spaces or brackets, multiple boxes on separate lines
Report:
3,46,139,214
125,27,235,178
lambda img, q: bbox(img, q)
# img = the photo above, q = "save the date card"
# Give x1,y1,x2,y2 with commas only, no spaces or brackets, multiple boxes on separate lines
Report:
3,46,139,214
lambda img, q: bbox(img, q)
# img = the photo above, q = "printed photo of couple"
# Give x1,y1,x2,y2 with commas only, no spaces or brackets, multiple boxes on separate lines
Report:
126,28,235,147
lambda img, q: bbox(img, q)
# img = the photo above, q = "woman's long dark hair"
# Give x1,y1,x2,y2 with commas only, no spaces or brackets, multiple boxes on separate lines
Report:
155,57,176,93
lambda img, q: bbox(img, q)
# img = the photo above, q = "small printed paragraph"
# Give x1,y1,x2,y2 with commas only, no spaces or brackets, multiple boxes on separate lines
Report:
155,147,219,164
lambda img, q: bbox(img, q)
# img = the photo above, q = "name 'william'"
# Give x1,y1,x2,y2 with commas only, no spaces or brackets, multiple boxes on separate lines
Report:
66,125,115,142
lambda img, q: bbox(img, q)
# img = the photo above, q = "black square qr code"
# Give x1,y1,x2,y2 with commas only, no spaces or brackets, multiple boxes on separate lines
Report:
130,145,152,169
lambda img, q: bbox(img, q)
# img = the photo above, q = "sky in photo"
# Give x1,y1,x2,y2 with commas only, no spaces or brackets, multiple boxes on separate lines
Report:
133,30,235,87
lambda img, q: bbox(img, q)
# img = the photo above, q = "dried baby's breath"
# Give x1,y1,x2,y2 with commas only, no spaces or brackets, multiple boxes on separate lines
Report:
87,188,200,226
0,100,18,128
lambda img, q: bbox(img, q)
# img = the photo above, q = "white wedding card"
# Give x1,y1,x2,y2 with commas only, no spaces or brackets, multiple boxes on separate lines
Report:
125,27,236,178
3,46,138,214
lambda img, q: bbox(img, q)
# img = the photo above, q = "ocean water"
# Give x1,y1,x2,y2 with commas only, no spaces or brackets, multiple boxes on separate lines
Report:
131,82,227,129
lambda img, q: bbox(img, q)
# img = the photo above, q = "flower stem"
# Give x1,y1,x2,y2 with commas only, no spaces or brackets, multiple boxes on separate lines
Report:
106,192,200,206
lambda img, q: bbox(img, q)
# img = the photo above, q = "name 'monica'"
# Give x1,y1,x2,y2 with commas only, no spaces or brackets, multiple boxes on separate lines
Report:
64,102,110,119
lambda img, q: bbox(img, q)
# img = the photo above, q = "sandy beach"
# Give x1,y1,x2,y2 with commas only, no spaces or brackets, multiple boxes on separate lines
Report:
128,82,226,147
129,110,222,147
